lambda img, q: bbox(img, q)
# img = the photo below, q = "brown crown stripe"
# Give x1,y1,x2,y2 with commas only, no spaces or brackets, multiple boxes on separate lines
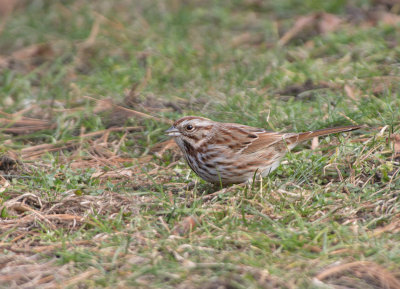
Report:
174,116,209,126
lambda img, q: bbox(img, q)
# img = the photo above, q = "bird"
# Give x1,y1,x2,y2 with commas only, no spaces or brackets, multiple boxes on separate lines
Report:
166,116,361,185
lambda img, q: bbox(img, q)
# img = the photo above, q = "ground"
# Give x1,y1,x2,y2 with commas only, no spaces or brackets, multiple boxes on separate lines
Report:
0,0,399,288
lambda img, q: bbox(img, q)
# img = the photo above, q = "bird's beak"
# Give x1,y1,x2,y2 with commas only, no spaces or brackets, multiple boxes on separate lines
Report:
165,126,180,137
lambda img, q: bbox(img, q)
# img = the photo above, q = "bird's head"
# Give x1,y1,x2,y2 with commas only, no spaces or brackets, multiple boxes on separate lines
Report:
165,116,215,147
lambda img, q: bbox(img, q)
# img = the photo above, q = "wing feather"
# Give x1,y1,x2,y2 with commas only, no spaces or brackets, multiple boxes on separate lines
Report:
209,123,297,155
241,132,287,154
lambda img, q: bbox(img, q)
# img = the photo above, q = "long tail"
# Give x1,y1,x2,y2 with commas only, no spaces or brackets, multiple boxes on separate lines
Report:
295,125,362,142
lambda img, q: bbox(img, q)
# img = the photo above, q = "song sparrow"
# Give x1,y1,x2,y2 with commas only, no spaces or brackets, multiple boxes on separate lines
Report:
166,116,361,185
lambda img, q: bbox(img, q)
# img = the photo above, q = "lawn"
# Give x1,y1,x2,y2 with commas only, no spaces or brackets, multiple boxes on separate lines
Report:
0,0,399,288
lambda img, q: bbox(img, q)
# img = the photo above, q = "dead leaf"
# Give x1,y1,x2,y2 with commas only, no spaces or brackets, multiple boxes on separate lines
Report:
12,43,53,60
318,12,342,34
0,43,54,71
344,84,360,101
0,175,10,193
172,216,198,236
278,13,342,46
278,14,316,46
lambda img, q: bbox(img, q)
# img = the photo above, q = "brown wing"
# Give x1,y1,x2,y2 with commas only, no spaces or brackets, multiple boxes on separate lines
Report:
211,123,361,156
209,122,296,154
241,132,296,154
208,123,273,153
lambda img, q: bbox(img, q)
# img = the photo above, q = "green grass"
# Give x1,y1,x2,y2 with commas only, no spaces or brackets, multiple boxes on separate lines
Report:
0,0,399,288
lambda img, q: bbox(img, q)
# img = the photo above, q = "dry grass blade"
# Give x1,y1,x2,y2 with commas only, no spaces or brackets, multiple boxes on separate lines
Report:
0,254,72,289
20,126,141,159
32,240,94,253
84,95,172,124
151,138,178,158
21,142,77,159
79,126,142,138
0,213,86,231
315,261,400,289
0,111,54,134
0,190,141,246
61,268,100,288
278,14,315,46
372,215,400,237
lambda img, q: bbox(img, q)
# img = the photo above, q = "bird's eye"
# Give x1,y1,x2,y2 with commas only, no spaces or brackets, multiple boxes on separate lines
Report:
185,124,194,131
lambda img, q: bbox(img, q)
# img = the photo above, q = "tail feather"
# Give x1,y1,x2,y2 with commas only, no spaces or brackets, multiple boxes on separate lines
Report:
295,125,362,142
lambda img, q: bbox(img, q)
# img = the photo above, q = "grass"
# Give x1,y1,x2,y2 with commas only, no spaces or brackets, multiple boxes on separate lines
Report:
0,0,399,288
